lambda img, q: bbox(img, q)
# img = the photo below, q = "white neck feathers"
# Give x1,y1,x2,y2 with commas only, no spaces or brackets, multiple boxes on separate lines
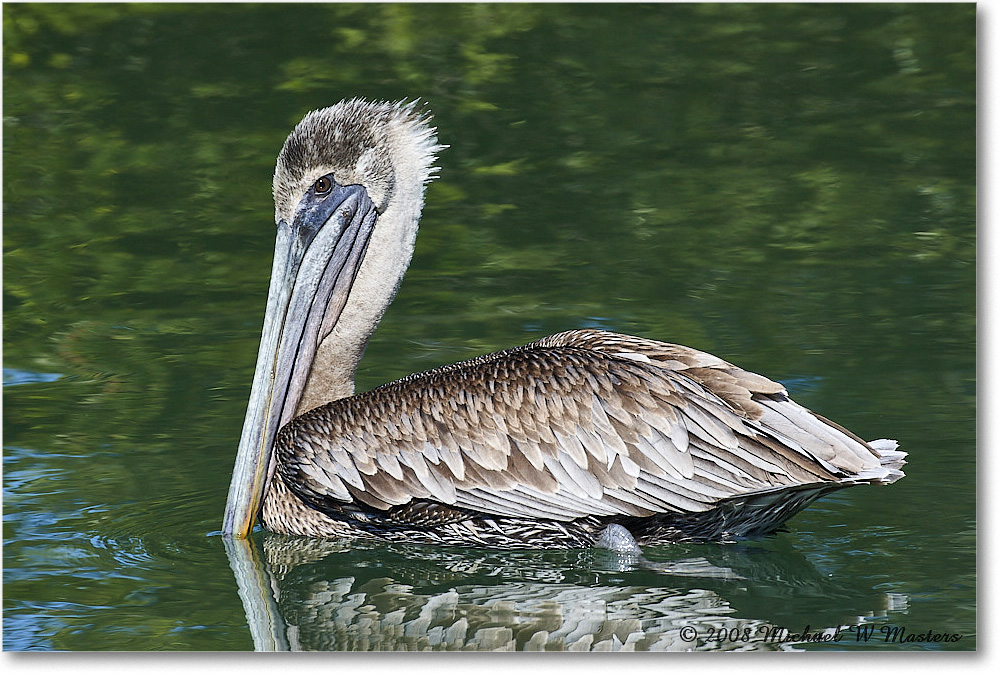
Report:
277,100,441,413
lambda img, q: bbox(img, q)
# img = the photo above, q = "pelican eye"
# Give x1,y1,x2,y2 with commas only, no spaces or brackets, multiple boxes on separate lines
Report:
313,176,334,196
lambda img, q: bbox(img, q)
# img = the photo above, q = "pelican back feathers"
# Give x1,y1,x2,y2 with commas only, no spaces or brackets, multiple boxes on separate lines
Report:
261,329,904,548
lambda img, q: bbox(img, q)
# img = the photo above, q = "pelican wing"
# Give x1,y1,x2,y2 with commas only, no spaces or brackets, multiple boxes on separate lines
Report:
276,329,893,522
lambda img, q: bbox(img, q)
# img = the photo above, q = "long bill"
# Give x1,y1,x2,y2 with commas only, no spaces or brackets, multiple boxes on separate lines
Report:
222,184,378,538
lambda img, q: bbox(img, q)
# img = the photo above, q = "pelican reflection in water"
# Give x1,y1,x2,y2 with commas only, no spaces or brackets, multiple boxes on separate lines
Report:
222,99,905,549
226,534,900,651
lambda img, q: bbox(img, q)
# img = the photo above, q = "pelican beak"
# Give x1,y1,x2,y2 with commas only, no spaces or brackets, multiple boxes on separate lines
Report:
222,182,378,538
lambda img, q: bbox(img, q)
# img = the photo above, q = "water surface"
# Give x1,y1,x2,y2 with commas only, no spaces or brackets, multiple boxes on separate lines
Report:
3,3,975,651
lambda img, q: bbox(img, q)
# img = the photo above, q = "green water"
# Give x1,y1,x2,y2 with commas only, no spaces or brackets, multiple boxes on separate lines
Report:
3,3,975,651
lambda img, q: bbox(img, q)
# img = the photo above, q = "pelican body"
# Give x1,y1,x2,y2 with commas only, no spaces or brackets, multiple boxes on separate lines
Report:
222,99,905,548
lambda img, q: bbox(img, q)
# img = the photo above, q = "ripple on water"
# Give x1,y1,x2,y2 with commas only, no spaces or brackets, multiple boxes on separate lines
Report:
2,368,63,386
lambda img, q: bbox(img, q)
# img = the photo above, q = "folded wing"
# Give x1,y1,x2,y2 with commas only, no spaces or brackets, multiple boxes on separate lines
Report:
276,329,902,523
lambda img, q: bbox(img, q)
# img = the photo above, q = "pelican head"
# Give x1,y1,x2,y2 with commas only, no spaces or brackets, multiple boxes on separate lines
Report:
223,99,441,538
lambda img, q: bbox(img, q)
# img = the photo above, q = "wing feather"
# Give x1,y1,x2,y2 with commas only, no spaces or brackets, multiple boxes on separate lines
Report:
276,329,894,524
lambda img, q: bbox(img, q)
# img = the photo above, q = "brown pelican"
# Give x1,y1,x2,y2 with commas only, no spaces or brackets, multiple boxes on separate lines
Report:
222,99,905,548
